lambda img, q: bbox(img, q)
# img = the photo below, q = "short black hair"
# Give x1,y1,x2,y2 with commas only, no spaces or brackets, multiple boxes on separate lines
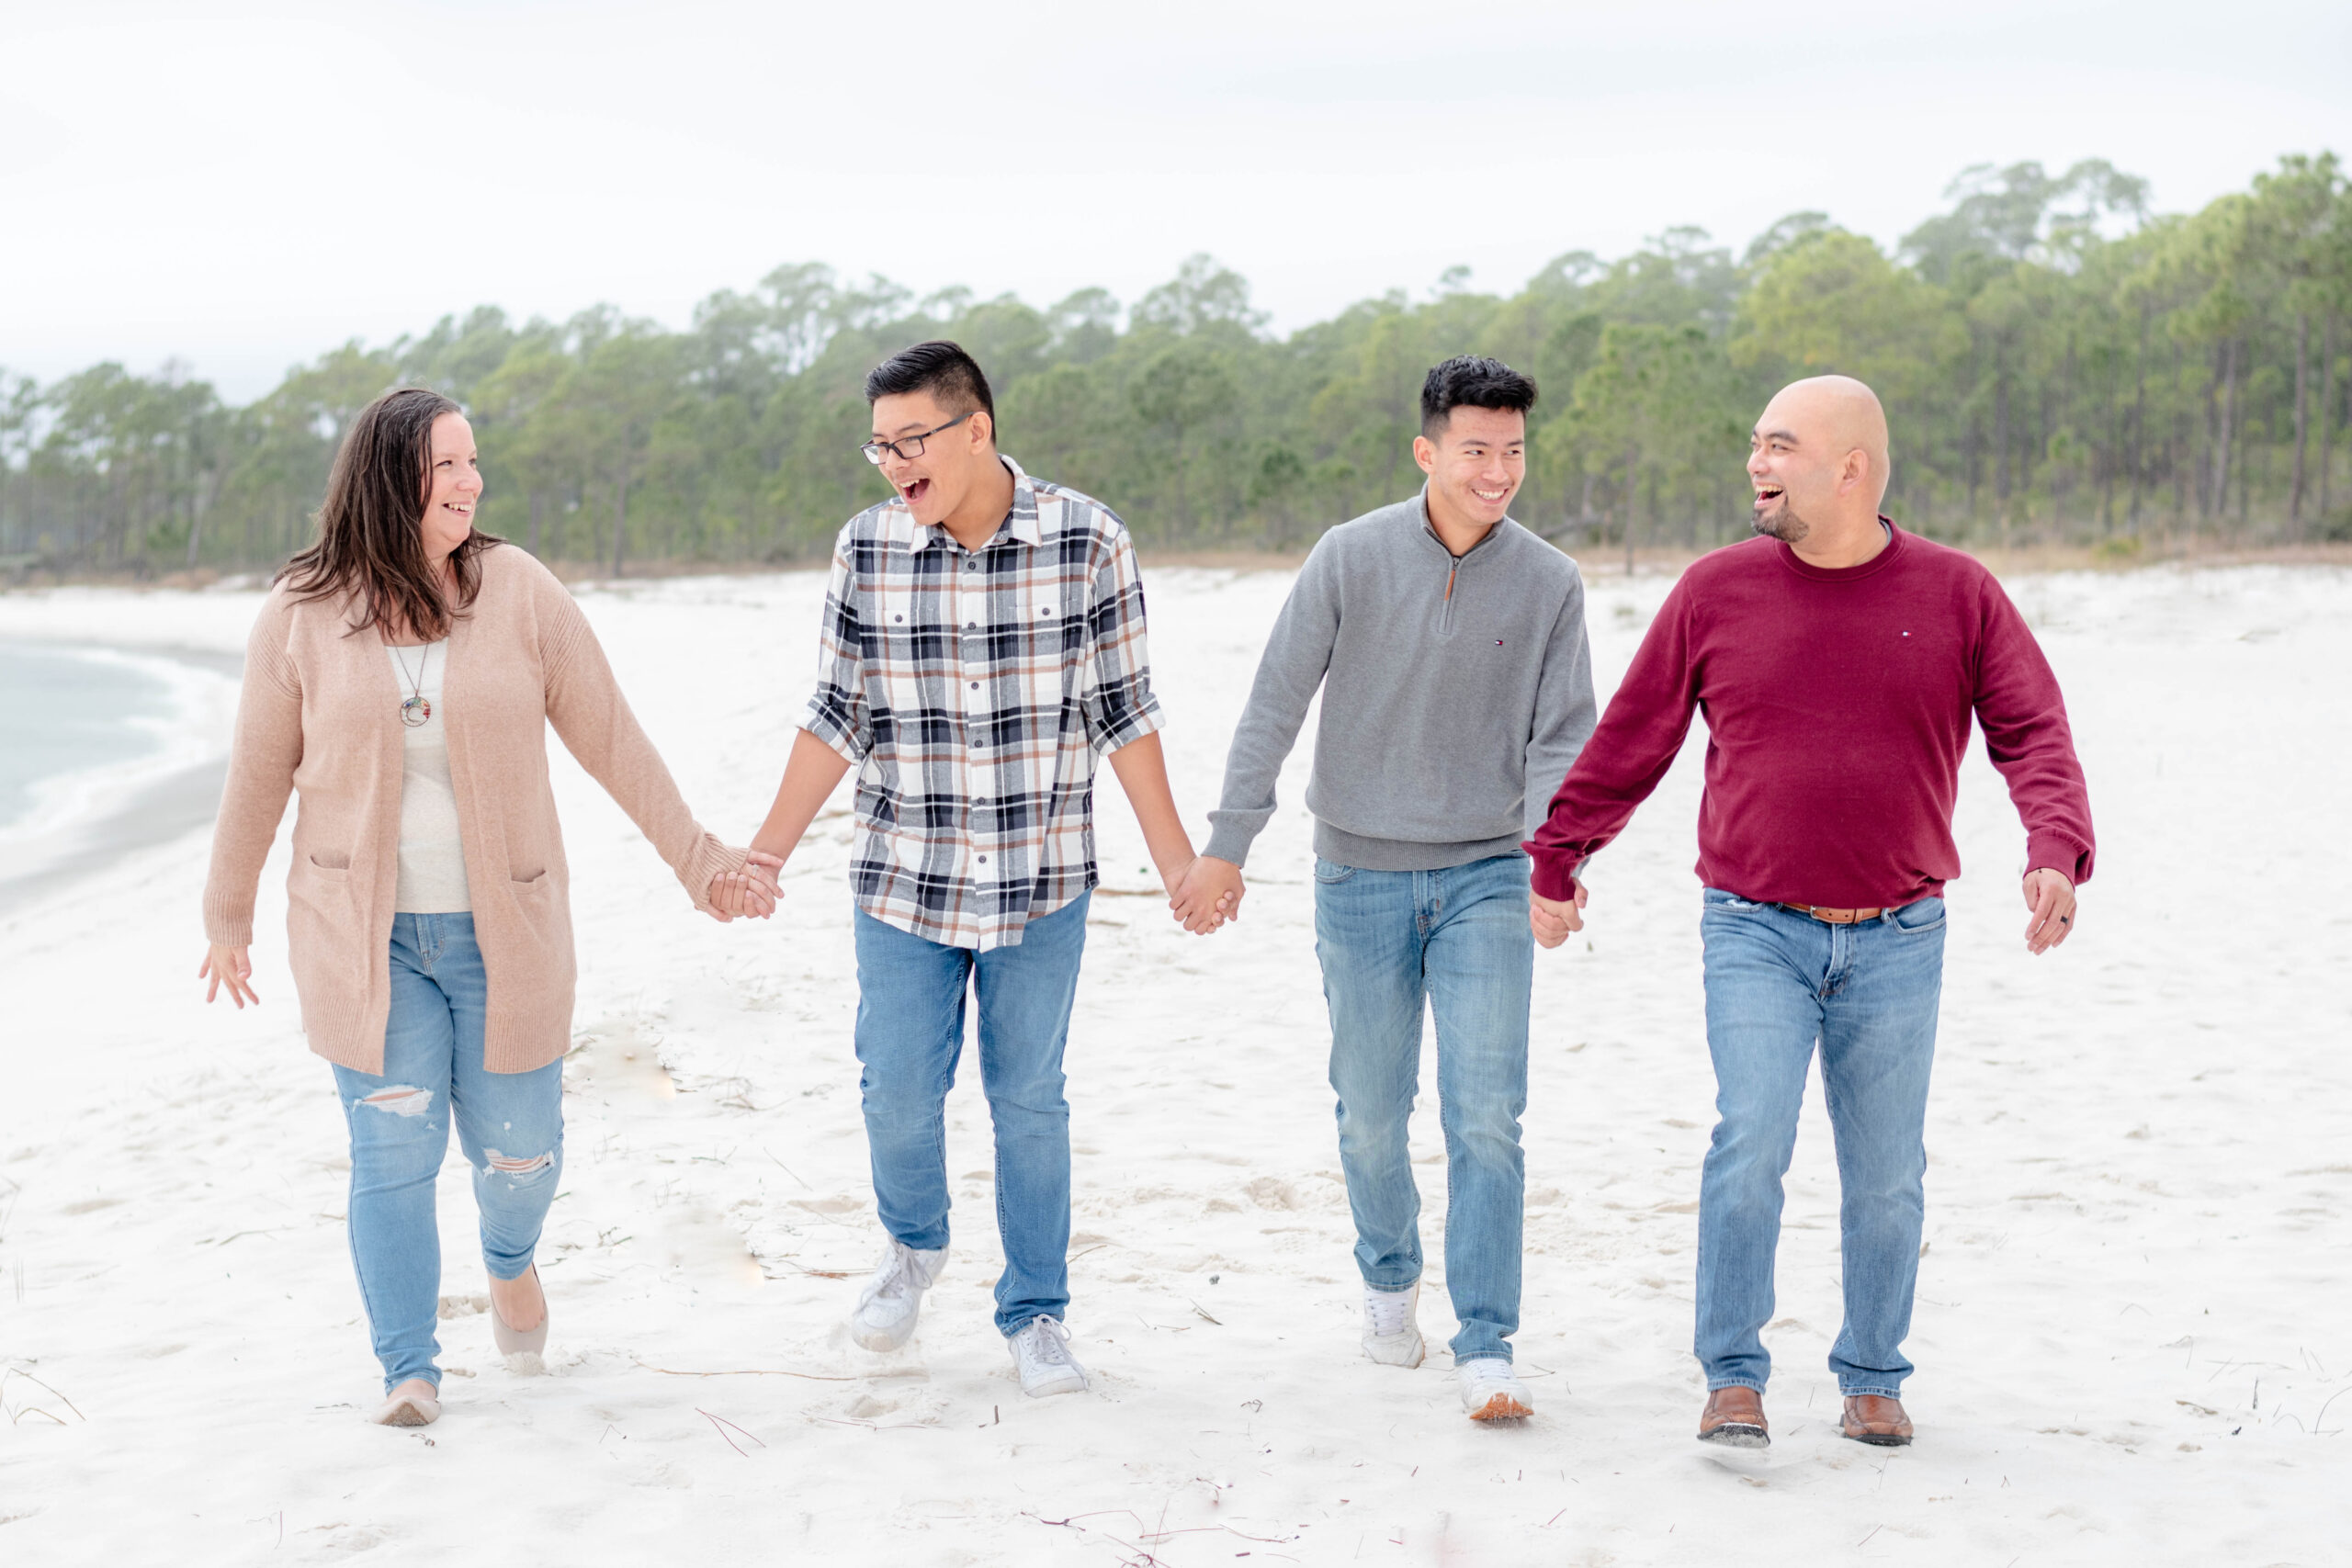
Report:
1420,355,1537,437
865,339,996,434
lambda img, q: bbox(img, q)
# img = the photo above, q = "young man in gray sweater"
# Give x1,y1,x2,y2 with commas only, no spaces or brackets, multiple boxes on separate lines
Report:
1177,356,1597,1420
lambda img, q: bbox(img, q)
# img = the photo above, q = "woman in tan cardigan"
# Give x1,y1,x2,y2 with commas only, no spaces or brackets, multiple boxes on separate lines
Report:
199,387,777,1427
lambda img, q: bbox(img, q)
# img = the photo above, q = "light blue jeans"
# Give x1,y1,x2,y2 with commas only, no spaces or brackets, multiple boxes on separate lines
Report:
852,892,1090,1337
1695,888,1947,1398
1313,853,1533,1363
331,913,564,1392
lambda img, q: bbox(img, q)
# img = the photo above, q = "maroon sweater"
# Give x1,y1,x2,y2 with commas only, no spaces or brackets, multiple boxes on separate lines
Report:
1525,524,2094,908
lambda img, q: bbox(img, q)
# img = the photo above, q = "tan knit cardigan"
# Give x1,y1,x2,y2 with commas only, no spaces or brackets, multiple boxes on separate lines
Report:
202,545,744,1074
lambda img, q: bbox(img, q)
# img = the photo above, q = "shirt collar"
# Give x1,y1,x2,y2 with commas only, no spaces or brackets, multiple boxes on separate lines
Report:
1418,482,1509,560
898,455,1044,553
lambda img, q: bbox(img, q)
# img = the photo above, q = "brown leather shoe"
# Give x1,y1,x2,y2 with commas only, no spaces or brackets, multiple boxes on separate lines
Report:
1840,1394,1914,1446
1697,1386,1769,1448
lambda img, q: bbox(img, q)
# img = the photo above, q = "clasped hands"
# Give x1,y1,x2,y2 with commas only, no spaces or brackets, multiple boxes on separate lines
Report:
705,851,786,921
1167,854,1243,935
1528,878,1589,949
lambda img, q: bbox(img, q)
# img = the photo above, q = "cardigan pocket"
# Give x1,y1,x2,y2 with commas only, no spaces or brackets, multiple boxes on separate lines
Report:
501,866,569,963
286,855,364,1018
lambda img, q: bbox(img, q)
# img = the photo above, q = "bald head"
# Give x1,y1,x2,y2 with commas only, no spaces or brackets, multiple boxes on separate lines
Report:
1747,375,1894,557
1762,376,1889,502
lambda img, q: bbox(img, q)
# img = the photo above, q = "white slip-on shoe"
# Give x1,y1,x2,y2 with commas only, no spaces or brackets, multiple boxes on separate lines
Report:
1457,1357,1534,1421
1362,1282,1426,1368
849,1240,948,1351
370,1380,441,1427
1007,1315,1089,1398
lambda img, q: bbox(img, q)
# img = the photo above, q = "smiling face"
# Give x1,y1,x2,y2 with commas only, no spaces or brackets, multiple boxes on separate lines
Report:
1745,408,1819,545
1415,404,1527,533
420,412,481,565
1746,377,1890,547
870,389,993,530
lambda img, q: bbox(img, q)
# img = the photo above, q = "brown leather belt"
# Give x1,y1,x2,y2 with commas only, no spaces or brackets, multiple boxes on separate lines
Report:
1777,902,1886,924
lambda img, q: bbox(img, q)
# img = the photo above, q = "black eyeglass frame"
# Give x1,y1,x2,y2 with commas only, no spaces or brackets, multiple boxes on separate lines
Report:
860,412,973,466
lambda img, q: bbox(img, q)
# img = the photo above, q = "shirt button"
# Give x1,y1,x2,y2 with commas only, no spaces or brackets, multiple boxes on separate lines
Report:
978,854,988,864
969,682,980,690
967,621,978,629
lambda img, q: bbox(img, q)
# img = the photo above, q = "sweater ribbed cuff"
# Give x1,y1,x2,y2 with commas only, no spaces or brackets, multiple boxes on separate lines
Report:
1527,850,1582,903
2024,829,2090,886
202,888,256,947
1201,822,1258,868
678,833,748,912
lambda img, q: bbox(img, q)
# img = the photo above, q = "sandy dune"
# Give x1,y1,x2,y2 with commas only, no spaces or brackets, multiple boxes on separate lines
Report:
0,561,2344,1565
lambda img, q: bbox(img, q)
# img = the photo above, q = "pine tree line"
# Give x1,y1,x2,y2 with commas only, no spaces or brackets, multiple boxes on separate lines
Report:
4,152,2347,575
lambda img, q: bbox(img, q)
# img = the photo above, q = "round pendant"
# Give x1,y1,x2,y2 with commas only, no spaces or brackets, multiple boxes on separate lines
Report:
401,695,432,728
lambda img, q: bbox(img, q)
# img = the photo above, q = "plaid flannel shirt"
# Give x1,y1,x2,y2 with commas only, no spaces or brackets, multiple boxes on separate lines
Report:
799,457,1165,949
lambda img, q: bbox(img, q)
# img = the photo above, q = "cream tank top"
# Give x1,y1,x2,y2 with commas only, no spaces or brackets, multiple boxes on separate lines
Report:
386,641,472,913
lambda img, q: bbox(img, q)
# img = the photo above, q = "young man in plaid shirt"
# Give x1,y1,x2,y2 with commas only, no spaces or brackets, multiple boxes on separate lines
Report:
742,341,1226,1398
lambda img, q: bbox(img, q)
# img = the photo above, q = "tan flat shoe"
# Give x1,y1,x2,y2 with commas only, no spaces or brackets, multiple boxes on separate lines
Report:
370,1382,441,1427
1698,1385,1770,1448
489,1263,548,1368
1840,1393,1915,1446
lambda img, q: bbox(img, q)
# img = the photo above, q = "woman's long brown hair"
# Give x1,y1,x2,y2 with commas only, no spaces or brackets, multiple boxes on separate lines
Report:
278,387,499,638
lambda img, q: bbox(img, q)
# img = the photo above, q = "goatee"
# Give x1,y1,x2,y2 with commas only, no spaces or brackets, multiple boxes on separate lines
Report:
1751,500,1810,544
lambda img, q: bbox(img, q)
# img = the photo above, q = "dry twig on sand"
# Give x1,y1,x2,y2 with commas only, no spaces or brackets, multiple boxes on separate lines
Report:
634,1358,853,1382
696,1408,767,1456
2,1367,86,1426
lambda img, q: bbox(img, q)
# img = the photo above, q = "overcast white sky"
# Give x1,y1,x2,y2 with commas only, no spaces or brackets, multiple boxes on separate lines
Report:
6,0,2347,401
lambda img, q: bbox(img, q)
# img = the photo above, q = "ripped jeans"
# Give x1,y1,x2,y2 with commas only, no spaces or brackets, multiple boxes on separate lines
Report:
332,913,563,1392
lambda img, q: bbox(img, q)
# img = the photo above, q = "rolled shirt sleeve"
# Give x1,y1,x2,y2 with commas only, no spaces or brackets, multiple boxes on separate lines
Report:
798,535,874,764
1078,524,1164,754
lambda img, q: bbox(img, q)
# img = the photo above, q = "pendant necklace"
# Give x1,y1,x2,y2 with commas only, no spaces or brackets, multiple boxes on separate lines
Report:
393,643,433,728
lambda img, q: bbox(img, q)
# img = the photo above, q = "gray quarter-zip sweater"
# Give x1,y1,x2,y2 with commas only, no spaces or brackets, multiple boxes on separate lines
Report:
1204,490,1598,872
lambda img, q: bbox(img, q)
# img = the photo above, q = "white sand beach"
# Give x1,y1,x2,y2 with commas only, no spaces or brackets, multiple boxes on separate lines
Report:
0,561,2344,1565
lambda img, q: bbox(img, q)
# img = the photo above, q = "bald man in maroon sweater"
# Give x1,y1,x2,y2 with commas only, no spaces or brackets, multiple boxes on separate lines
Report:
1525,376,2093,1450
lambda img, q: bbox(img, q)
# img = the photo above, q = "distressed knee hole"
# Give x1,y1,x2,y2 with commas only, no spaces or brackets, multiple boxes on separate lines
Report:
481,1147,556,1181
359,1086,434,1118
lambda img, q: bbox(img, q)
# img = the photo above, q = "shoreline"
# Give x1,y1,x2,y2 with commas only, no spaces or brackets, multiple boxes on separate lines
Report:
0,640,243,920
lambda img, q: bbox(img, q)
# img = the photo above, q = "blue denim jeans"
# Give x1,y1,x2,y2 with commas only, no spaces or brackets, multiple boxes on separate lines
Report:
1694,888,1947,1398
852,891,1090,1337
1313,853,1533,1363
330,913,565,1392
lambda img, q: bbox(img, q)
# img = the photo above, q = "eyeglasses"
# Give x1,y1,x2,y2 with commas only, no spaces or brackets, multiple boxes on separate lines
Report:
861,412,972,466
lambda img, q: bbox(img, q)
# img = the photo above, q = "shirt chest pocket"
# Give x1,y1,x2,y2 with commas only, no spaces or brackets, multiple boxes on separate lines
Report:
869,579,933,716
1016,591,1080,707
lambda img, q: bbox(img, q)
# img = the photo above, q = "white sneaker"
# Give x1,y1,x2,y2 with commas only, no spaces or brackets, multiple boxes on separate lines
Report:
849,1240,947,1351
1362,1282,1426,1368
1006,1315,1089,1398
1457,1357,1533,1421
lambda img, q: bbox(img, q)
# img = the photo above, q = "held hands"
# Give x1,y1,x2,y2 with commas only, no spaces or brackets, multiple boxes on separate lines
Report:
1168,853,1243,936
706,851,786,922
198,943,258,1008
2022,867,2077,954
1529,879,1589,949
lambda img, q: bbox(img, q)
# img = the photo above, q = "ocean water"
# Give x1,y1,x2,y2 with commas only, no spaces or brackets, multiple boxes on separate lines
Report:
0,642,177,831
